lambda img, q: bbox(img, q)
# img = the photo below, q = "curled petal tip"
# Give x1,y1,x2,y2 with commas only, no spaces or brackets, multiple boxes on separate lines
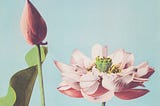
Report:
58,87,83,98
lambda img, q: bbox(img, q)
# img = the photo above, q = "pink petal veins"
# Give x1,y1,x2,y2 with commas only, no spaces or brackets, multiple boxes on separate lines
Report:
82,82,99,95
54,61,81,82
108,49,134,69
80,72,99,88
102,73,134,92
54,61,74,73
114,73,134,92
91,44,108,59
120,66,137,76
102,74,115,91
62,72,81,82
71,50,92,68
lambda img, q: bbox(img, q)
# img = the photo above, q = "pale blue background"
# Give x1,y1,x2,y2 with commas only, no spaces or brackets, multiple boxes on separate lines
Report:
0,0,160,106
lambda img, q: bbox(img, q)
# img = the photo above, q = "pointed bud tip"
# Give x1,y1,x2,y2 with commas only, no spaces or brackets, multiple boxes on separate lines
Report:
20,0,47,45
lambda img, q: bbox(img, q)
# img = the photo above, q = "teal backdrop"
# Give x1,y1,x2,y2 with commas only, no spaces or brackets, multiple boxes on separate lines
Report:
0,0,160,106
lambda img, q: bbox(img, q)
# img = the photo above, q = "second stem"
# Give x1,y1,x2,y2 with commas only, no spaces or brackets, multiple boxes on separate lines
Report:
102,102,106,106
36,44,46,106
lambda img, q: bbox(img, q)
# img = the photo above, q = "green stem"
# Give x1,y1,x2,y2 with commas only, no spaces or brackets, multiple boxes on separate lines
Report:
36,44,45,106
102,102,106,106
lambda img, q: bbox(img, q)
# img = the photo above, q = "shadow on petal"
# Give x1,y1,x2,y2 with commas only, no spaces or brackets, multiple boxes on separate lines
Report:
115,89,149,100
81,90,114,102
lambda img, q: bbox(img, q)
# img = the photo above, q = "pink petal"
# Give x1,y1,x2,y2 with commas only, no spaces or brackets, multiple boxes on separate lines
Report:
123,52,134,68
91,44,108,59
58,81,83,98
125,82,144,89
114,73,134,91
70,50,92,68
115,89,149,100
81,90,114,102
119,73,134,84
141,67,154,78
90,85,109,97
102,74,115,91
55,61,81,82
92,67,102,76
72,65,87,75
80,72,98,82
80,72,101,95
136,62,149,77
108,49,125,66
80,72,99,88
62,72,81,82
58,87,83,98
108,49,134,69
58,81,71,90
69,82,81,91
59,81,81,91
135,62,154,78
21,0,47,45
82,82,100,95
102,73,134,92
137,62,148,68
102,73,134,91
133,77,148,83
54,61,74,73
121,66,137,75
80,81,96,88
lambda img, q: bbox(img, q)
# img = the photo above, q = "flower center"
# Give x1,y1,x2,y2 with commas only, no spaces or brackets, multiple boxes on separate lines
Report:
95,56,121,74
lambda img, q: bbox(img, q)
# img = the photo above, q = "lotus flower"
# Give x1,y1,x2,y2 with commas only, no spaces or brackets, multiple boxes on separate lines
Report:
54,44,154,102
20,0,47,45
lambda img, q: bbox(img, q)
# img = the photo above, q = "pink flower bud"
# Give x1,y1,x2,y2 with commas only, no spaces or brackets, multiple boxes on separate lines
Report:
20,0,47,45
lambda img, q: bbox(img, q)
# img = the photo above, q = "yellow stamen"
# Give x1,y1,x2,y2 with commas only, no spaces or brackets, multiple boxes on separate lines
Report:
108,65,121,74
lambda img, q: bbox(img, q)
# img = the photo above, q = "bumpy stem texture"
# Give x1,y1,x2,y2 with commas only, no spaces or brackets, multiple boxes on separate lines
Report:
36,44,46,106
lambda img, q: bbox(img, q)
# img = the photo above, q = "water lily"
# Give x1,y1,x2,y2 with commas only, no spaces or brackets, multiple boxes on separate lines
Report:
54,44,154,105
20,0,47,45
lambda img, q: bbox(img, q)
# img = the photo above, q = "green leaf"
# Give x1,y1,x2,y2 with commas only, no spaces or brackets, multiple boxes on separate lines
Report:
0,86,16,106
0,46,48,106
25,46,48,66
0,66,38,106
11,66,38,106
